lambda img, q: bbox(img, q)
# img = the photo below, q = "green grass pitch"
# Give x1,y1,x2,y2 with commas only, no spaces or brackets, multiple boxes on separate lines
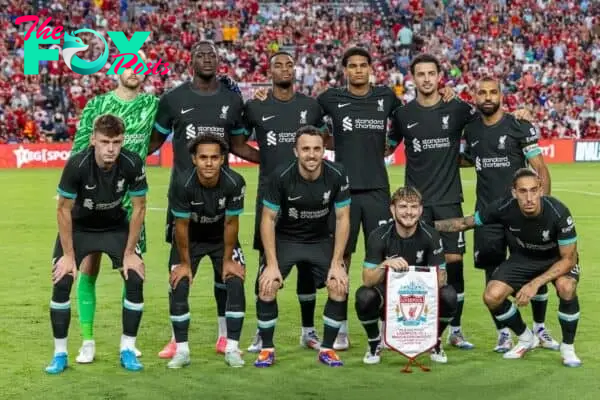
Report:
0,163,599,400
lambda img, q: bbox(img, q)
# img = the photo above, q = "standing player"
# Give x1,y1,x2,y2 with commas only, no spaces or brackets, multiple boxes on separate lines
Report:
152,40,258,357
166,134,247,368
387,53,484,349
461,77,558,352
434,169,582,367
255,126,350,367
355,187,457,364
70,52,156,362
46,115,148,374
244,51,327,353
314,47,403,349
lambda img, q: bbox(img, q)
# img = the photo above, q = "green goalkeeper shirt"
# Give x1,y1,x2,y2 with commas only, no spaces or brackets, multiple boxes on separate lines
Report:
71,91,159,159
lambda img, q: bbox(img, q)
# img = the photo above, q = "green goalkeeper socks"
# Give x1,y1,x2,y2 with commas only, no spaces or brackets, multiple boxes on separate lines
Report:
77,273,98,340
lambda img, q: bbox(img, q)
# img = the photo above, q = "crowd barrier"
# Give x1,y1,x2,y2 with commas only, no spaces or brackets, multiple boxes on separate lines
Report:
0,139,588,169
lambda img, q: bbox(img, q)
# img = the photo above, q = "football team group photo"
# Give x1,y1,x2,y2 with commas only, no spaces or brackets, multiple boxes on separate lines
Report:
2,2,596,398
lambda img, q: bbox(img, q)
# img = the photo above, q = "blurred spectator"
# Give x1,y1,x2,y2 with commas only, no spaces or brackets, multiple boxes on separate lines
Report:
0,0,598,143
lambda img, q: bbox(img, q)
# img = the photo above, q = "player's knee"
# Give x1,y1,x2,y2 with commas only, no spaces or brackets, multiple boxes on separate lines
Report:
439,285,458,319
326,282,347,302
483,284,506,310
226,276,246,312
258,281,279,302
124,270,144,303
555,276,577,300
354,286,379,315
52,274,74,302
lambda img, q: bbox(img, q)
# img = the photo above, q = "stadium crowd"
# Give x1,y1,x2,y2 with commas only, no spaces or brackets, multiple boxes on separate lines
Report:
0,0,599,144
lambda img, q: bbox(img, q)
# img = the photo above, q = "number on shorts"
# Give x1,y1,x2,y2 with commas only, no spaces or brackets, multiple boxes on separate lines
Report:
232,247,246,265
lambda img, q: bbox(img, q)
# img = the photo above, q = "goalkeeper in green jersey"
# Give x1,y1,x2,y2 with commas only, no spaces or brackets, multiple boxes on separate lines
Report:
71,51,244,364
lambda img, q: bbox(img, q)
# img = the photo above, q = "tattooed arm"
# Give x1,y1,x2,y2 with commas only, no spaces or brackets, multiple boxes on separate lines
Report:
434,216,477,232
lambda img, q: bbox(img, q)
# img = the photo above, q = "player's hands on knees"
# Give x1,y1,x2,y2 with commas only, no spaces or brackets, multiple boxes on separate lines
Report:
123,253,145,280
439,86,456,102
259,266,282,297
327,261,348,295
170,263,193,289
52,255,77,284
254,88,269,101
515,281,540,307
383,257,409,272
222,259,245,281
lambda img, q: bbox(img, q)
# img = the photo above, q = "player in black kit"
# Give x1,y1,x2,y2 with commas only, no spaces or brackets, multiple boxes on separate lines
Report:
462,77,558,352
245,52,327,353
254,126,351,368
151,41,259,357
46,115,148,374
163,134,247,368
315,47,403,349
355,187,457,365
435,169,582,367
387,53,480,349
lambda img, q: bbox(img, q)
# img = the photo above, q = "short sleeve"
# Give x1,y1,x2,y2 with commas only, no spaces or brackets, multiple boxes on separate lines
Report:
334,166,351,209
363,227,387,269
426,228,446,270
556,206,577,246
153,93,174,136
474,198,505,226
262,170,283,212
225,173,246,216
388,108,404,148
126,153,148,197
458,98,479,125
514,119,542,160
57,157,81,199
230,96,249,137
169,176,191,219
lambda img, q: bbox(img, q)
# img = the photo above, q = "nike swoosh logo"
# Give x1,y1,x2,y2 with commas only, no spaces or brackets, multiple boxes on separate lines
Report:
181,108,194,114
262,115,276,121
471,140,480,146
288,196,302,201
191,201,204,205
509,227,520,232
337,103,351,108
85,185,96,190
407,122,419,129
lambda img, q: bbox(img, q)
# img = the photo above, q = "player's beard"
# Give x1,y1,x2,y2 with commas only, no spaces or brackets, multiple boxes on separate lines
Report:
119,75,142,90
417,86,436,97
477,101,501,116
300,158,321,173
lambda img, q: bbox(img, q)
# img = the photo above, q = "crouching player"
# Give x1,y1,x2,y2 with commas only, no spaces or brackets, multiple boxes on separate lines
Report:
254,126,350,367
163,134,247,368
355,187,457,364
46,114,148,374
434,168,582,367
